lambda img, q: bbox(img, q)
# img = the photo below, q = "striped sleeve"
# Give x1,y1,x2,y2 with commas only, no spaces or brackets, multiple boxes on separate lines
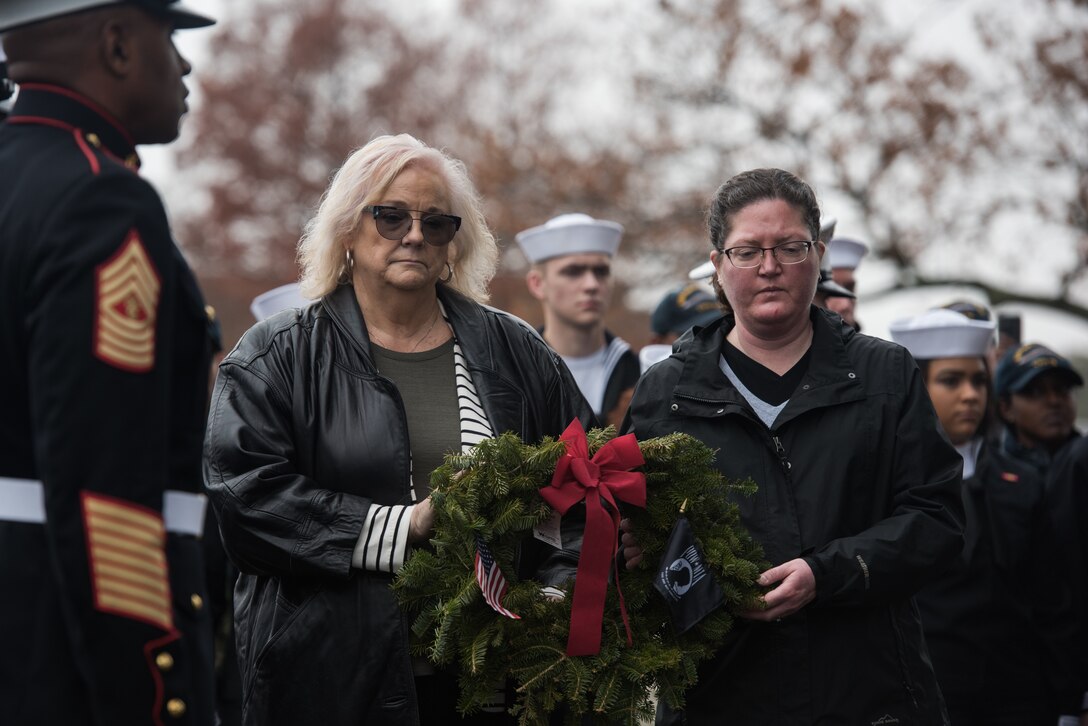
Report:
453,342,493,449
351,503,412,573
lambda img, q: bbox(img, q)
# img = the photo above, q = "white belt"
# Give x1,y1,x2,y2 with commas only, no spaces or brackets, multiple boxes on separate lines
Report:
0,477,206,536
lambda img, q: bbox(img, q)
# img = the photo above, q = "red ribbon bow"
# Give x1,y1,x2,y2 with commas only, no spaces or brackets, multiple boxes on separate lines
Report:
539,419,646,656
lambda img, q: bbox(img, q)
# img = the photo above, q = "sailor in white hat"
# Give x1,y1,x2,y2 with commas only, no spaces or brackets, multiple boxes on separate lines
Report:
516,213,639,427
826,235,869,331
890,308,997,467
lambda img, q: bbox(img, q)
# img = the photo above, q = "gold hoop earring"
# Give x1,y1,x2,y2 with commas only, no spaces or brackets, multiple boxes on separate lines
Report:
439,262,453,283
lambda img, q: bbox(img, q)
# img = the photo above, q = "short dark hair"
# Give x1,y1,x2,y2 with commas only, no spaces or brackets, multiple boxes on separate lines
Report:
706,168,821,312
707,168,820,252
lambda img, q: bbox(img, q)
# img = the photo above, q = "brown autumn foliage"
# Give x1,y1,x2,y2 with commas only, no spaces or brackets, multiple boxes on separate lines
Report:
175,0,1088,353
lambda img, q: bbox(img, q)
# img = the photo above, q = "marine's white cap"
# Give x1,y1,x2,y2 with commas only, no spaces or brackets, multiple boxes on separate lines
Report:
515,213,623,264
828,237,869,270
250,283,309,322
888,309,996,360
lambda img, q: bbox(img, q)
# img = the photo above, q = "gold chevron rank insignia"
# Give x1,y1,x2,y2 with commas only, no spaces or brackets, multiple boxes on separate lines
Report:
94,230,160,372
82,492,173,631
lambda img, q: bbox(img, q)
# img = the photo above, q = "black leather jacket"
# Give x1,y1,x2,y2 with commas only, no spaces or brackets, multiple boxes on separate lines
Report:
203,284,593,725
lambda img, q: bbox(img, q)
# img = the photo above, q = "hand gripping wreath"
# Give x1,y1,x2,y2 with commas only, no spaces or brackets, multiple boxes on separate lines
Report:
392,422,766,726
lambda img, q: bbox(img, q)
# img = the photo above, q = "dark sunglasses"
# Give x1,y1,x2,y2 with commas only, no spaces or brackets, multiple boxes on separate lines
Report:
364,205,462,247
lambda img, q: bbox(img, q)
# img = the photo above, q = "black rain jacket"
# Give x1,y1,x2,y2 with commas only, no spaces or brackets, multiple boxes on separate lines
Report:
626,307,965,726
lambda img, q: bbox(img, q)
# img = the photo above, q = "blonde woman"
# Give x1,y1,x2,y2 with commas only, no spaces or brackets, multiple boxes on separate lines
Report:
204,135,592,725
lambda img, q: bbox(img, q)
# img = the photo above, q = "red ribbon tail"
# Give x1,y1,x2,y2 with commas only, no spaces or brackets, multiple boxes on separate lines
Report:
564,490,614,657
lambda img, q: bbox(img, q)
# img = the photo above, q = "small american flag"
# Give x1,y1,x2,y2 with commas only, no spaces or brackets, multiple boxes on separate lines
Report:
474,534,520,619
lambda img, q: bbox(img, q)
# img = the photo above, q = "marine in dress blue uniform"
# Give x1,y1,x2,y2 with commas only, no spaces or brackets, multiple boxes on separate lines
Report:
0,2,218,723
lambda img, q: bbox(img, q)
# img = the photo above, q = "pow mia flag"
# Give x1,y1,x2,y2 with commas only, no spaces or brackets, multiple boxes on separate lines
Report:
654,515,724,634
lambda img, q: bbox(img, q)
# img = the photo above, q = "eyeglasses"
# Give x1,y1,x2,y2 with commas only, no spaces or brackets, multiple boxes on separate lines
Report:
722,241,812,268
364,205,462,247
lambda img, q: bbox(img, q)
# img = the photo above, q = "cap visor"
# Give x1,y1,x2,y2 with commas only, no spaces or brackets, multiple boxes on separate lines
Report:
817,280,855,299
166,3,214,28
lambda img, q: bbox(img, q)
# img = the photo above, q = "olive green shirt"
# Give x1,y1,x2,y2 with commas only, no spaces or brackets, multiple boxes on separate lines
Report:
371,339,460,499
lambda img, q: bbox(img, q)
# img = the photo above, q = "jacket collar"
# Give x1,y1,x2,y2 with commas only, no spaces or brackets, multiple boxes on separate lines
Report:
671,306,865,422
323,284,378,368
322,283,491,370
998,425,1077,473
7,84,141,170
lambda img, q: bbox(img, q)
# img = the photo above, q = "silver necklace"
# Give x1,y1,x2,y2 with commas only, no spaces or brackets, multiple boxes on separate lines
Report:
371,307,441,353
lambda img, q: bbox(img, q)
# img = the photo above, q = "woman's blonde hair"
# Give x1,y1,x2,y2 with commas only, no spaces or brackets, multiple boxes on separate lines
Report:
297,134,497,303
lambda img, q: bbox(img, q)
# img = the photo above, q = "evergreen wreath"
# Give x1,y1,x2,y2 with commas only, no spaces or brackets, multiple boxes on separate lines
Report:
392,427,767,725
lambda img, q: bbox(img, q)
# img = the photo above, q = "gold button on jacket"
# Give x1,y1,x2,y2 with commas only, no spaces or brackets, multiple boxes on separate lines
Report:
155,652,174,671
166,698,187,718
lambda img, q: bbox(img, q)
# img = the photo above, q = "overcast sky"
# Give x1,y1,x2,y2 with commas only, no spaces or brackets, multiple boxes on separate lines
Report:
144,0,1088,356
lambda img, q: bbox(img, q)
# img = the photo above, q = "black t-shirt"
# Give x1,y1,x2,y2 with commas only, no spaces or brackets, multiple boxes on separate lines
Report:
721,336,812,406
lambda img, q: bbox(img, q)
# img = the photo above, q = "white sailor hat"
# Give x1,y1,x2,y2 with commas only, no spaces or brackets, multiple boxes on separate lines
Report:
638,344,672,374
818,215,837,244
888,309,996,360
0,0,214,33
514,213,623,264
815,237,853,298
250,282,309,322
828,237,869,270
688,259,715,281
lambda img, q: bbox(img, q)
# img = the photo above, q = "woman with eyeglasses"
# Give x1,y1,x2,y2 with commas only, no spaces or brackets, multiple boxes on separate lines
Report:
623,168,964,725
203,134,593,725
891,309,1085,726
